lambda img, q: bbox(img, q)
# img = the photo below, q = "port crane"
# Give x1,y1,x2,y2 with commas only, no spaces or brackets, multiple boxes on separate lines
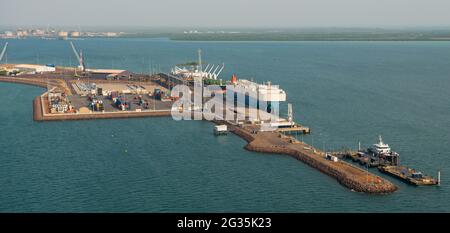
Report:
70,41,86,72
0,42,8,63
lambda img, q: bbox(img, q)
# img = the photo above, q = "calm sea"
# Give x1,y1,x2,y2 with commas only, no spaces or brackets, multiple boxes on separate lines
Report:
1,38,449,212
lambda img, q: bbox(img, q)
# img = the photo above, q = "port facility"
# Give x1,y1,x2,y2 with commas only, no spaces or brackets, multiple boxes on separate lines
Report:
0,45,404,194
0,64,399,194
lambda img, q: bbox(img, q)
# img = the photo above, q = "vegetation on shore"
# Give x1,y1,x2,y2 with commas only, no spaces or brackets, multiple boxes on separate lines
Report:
120,28,450,41
204,78,222,85
169,31,450,41
176,61,200,66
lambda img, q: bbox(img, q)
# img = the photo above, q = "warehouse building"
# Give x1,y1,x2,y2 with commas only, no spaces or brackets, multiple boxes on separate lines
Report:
87,69,135,80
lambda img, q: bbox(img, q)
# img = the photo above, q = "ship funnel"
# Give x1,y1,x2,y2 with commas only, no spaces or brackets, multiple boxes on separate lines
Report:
231,74,237,84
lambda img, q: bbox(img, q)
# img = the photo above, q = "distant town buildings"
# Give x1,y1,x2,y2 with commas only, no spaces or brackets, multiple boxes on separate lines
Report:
0,27,124,39
70,31,80,37
16,29,28,38
3,31,14,38
105,32,118,37
58,31,69,39
183,30,239,34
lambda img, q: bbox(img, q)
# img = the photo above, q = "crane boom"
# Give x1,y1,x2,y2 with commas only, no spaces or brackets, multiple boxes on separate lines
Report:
0,42,8,63
70,42,85,71
70,41,81,62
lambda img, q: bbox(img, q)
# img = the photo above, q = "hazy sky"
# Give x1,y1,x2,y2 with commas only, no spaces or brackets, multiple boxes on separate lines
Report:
2,0,450,28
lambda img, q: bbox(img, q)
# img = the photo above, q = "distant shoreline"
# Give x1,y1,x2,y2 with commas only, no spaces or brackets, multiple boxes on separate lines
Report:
170,38,450,42
3,31,450,42
123,31,450,41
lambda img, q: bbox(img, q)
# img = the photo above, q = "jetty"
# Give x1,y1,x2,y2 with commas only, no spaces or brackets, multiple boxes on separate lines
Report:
214,120,397,194
337,150,439,186
378,166,439,186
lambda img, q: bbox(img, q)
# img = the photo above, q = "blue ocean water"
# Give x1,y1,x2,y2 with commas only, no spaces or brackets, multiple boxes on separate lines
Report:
1,38,449,212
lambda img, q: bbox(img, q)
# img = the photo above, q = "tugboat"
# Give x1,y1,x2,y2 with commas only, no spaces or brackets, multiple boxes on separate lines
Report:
351,136,400,167
366,135,400,166
344,136,439,186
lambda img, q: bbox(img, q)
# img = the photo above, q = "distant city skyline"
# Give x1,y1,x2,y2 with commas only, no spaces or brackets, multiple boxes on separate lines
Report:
1,0,450,28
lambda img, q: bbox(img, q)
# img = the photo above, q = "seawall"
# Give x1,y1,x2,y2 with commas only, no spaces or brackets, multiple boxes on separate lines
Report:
0,76,48,89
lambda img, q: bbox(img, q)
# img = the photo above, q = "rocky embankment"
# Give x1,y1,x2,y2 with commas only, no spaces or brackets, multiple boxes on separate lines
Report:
230,123,397,194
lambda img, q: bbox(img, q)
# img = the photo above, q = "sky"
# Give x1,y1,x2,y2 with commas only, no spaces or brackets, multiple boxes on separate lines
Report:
1,0,450,28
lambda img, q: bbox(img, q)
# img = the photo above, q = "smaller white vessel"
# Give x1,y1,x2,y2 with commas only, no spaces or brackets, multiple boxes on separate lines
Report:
364,135,400,166
214,125,228,135
368,135,392,155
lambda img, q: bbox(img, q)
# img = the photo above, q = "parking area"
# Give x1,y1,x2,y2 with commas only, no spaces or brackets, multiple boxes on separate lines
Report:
96,83,166,94
67,94,174,112
70,81,169,96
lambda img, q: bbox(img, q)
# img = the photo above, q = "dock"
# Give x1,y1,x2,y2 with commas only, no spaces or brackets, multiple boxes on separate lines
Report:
337,150,439,186
276,124,311,134
215,120,398,194
341,151,381,167
378,166,439,186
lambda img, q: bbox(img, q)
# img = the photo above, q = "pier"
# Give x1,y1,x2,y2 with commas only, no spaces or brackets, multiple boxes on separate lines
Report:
336,149,439,186
276,124,311,134
214,120,397,194
378,166,439,186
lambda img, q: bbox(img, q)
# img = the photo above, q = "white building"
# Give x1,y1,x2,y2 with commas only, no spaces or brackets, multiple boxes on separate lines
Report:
15,64,56,73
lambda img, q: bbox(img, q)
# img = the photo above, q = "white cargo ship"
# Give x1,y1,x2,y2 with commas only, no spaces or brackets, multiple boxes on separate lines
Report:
229,75,286,102
228,74,286,114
